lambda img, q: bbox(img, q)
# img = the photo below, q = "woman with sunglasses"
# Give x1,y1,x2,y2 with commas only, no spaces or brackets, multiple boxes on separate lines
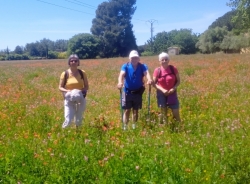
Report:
59,54,89,128
153,52,181,130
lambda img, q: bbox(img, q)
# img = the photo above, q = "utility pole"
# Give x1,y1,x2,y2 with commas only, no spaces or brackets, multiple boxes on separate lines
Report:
147,19,157,52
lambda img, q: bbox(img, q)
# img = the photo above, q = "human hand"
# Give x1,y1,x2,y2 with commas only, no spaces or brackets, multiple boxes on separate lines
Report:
117,83,123,89
168,88,175,94
162,89,169,96
147,80,153,85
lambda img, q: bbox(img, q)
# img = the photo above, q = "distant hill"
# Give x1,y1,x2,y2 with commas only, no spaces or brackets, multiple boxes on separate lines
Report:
208,10,237,31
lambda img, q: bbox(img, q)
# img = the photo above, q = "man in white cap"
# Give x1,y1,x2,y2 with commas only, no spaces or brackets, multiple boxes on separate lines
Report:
117,50,152,130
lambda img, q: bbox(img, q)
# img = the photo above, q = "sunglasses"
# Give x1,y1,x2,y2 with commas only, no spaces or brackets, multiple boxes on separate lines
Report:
70,60,78,63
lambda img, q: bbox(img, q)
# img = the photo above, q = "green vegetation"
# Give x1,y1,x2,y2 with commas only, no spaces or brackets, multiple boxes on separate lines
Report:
0,54,250,183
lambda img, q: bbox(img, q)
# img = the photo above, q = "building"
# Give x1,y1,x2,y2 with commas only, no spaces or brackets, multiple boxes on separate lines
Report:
167,47,180,55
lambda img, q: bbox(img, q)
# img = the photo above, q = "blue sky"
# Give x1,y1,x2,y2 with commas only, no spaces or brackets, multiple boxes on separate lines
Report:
0,0,232,51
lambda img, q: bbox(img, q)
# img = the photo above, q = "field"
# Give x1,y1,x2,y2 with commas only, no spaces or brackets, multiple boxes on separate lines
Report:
0,54,250,183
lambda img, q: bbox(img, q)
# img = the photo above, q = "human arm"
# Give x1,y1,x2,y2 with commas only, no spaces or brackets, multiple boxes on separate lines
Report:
144,70,153,85
117,70,126,89
153,76,168,95
82,72,89,92
168,72,180,94
58,73,71,93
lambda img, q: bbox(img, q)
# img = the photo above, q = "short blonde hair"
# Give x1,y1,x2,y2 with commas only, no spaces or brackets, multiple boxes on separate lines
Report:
158,52,169,61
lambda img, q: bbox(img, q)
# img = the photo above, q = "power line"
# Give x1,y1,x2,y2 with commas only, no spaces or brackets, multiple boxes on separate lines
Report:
65,0,96,9
37,0,147,22
36,0,94,15
72,0,96,8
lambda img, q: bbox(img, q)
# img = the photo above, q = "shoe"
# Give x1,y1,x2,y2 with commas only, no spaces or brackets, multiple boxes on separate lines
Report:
122,124,127,131
132,124,136,129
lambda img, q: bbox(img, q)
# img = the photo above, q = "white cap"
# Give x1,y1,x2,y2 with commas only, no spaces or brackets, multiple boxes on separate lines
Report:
129,50,139,59
158,52,169,61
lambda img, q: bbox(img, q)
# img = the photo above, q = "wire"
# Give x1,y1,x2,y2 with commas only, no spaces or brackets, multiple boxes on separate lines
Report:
72,0,96,8
36,0,147,22
36,0,94,15
65,0,95,9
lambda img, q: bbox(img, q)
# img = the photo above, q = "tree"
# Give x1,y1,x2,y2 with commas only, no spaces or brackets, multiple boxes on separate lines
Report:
6,47,10,60
144,29,198,54
67,33,101,59
14,45,24,54
25,42,40,56
227,0,250,32
54,39,68,52
196,27,229,53
91,0,137,58
208,10,237,31
39,38,54,58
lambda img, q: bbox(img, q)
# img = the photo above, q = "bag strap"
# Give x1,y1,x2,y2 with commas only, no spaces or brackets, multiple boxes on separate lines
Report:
63,70,69,87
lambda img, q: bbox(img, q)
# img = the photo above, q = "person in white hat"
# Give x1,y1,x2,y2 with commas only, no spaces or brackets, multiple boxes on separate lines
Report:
117,50,152,130
59,54,89,128
153,52,181,130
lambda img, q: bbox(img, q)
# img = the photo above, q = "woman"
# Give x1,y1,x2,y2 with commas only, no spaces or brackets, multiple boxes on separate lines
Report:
153,52,181,127
59,54,89,128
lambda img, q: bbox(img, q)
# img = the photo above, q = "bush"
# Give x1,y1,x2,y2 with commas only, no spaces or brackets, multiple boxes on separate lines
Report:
57,52,67,59
141,51,155,56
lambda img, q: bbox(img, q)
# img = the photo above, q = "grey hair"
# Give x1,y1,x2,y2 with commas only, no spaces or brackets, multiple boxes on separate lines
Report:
68,54,80,66
158,52,169,61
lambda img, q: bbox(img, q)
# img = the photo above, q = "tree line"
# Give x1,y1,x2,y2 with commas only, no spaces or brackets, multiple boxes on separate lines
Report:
1,0,250,61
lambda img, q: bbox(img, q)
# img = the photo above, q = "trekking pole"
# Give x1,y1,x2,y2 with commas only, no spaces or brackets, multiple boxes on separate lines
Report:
147,84,151,121
119,88,124,126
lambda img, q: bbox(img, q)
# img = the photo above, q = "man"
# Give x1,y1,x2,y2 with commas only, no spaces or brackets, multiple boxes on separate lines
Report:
117,50,152,130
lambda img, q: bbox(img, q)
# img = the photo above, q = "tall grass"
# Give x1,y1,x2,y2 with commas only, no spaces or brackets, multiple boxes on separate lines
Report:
0,54,250,183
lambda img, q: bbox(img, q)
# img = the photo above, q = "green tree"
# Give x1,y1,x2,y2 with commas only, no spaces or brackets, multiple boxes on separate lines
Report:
14,45,24,55
227,0,250,33
144,29,198,54
67,33,101,59
171,29,199,54
208,10,237,31
25,42,40,56
91,0,137,58
54,39,68,52
39,38,54,58
196,27,229,53
220,31,250,52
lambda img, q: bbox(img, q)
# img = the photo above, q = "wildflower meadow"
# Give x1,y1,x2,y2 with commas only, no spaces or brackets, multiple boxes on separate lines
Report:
0,54,250,183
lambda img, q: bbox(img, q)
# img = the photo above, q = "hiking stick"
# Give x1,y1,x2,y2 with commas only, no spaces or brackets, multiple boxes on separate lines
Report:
147,85,151,120
119,88,123,124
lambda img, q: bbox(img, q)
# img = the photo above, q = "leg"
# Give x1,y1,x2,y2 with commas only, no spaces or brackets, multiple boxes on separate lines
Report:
156,90,168,124
122,93,133,130
131,94,142,129
132,109,139,122
159,107,168,124
75,97,86,127
62,100,76,128
172,108,181,122
171,108,181,132
123,109,131,130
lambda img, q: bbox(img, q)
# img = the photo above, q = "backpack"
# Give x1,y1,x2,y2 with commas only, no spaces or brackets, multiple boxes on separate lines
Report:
156,65,176,84
63,69,87,97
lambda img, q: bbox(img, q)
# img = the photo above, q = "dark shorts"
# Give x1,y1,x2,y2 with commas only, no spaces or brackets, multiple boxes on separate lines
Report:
122,92,142,110
157,90,179,109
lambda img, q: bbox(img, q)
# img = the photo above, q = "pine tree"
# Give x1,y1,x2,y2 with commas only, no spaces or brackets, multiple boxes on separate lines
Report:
91,0,137,58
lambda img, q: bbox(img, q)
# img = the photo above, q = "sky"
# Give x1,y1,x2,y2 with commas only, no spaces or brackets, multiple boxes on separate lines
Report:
0,0,233,51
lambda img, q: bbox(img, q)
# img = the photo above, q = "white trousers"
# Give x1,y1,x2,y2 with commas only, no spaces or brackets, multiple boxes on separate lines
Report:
62,97,86,128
